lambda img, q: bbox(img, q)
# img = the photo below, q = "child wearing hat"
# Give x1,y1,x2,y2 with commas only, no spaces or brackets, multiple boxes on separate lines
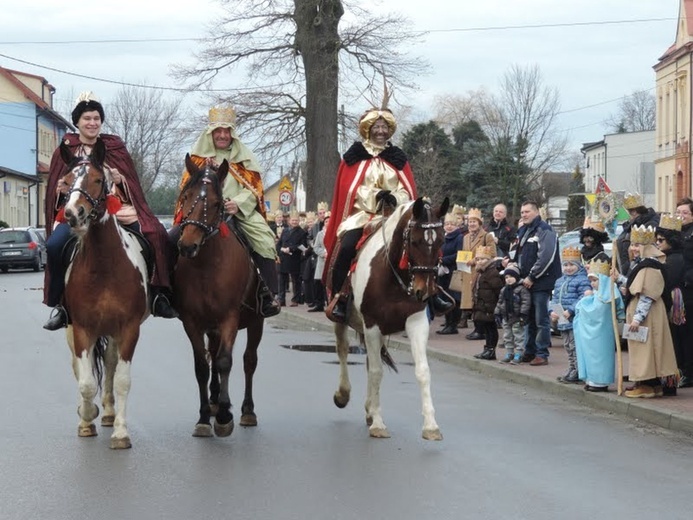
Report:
550,247,592,383
494,263,531,364
471,246,504,360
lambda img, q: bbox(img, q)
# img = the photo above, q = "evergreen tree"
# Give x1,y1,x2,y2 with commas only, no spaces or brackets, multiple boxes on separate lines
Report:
565,164,585,231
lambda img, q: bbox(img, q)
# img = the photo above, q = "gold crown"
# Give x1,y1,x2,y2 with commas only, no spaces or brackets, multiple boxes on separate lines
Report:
659,213,683,232
583,216,605,233
317,201,329,211
305,211,316,220
452,204,466,215
623,192,644,210
630,224,656,245
467,208,483,222
273,209,284,218
208,106,237,127
588,259,611,277
561,246,582,263
474,245,494,259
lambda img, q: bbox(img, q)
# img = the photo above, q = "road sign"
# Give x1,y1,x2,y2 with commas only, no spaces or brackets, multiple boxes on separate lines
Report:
279,190,293,206
278,176,293,191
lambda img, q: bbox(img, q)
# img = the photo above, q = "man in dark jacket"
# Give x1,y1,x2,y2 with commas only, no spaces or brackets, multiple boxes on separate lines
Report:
277,212,308,306
514,201,562,365
677,197,693,387
487,203,517,258
616,193,659,275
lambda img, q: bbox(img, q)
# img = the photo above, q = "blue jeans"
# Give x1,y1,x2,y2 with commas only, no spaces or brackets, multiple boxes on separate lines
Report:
45,223,72,307
524,289,551,359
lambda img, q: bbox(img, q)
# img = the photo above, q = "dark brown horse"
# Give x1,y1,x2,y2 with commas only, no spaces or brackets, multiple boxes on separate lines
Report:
173,155,265,438
60,140,149,449
332,197,449,440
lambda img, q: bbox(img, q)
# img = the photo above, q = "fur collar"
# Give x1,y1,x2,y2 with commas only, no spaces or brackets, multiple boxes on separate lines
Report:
343,141,408,170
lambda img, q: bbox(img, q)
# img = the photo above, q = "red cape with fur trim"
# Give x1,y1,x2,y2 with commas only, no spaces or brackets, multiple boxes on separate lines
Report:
322,146,416,287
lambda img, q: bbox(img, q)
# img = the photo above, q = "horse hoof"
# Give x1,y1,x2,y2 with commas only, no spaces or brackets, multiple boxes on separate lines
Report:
110,436,132,449
209,404,219,417
192,424,213,437
422,429,443,441
214,419,235,437
333,392,350,409
368,427,391,439
101,415,115,427
77,424,97,437
240,414,257,427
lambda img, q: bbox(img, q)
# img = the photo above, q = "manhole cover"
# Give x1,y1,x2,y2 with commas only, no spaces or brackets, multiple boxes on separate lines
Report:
281,344,366,354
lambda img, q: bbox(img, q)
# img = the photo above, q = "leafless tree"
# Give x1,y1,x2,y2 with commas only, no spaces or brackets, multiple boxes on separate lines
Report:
476,64,568,216
172,0,427,207
103,86,192,193
432,89,487,133
607,89,656,133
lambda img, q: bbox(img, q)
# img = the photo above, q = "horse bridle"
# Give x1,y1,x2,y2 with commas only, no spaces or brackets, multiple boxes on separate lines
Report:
67,159,108,220
384,214,443,296
178,167,225,240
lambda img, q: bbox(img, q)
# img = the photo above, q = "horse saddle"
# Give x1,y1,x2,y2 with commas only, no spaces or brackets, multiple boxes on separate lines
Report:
61,225,154,279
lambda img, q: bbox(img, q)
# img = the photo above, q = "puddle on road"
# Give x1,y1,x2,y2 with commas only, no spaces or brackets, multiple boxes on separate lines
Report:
281,344,366,355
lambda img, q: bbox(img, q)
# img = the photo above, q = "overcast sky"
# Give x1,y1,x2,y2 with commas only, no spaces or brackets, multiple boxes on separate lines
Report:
0,0,681,163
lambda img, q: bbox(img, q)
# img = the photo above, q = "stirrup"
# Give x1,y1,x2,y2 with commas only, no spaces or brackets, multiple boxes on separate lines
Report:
326,294,348,323
260,294,281,318
152,293,179,319
43,305,68,331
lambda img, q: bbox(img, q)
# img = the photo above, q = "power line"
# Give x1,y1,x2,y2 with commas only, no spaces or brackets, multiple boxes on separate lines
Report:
425,17,676,34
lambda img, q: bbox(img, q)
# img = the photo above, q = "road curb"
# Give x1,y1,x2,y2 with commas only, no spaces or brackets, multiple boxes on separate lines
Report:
269,311,693,437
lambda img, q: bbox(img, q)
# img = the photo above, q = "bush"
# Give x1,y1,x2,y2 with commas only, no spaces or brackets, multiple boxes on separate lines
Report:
0,220,8,229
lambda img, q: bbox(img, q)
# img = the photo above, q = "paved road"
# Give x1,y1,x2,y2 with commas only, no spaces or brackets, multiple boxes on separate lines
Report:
1,271,692,519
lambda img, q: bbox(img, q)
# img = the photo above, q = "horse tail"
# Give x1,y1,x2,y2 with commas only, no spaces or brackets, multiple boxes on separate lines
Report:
92,336,107,391
380,346,398,374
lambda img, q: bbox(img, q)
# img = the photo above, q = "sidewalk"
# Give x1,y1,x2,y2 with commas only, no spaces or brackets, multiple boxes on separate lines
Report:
271,303,693,437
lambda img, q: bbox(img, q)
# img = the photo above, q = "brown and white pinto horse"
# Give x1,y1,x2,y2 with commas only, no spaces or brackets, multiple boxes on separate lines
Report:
60,140,149,449
332,197,449,440
173,155,265,438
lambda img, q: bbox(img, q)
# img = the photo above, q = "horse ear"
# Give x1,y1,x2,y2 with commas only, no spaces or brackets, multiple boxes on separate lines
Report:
217,159,229,187
437,197,450,219
91,139,107,166
184,153,196,175
412,197,424,219
60,141,73,165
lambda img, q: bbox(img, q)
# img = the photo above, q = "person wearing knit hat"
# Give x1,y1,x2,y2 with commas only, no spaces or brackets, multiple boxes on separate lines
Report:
494,263,531,364
173,105,280,318
43,92,177,330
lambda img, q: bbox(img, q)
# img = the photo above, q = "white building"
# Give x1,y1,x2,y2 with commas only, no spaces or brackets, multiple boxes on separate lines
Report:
581,130,656,207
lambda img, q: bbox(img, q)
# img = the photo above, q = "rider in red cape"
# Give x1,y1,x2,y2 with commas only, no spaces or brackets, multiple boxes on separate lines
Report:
43,92,176,330
323,106,451,322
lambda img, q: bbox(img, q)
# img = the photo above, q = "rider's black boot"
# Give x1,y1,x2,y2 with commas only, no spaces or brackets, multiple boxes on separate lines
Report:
152,291,179,319
43,305,68,331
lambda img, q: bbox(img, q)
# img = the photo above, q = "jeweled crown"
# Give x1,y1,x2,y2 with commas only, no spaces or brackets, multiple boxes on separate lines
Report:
561,246,582,263
588,259,611,277
623,192,644,210
474,245,494,259
208,106,237,127
630,224,656,245
467,208,483,222
659,213,683,232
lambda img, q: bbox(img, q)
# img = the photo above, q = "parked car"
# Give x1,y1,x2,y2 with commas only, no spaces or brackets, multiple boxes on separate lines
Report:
0,227,47,272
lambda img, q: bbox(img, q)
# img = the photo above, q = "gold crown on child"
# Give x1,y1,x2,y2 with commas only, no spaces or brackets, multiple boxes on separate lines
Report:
475,245,494,259
623,192,644,210
588,259,611,277
630,224,656,245
317,201,329,211
561,246,581,263
208,106,237,127
659,213,683,232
